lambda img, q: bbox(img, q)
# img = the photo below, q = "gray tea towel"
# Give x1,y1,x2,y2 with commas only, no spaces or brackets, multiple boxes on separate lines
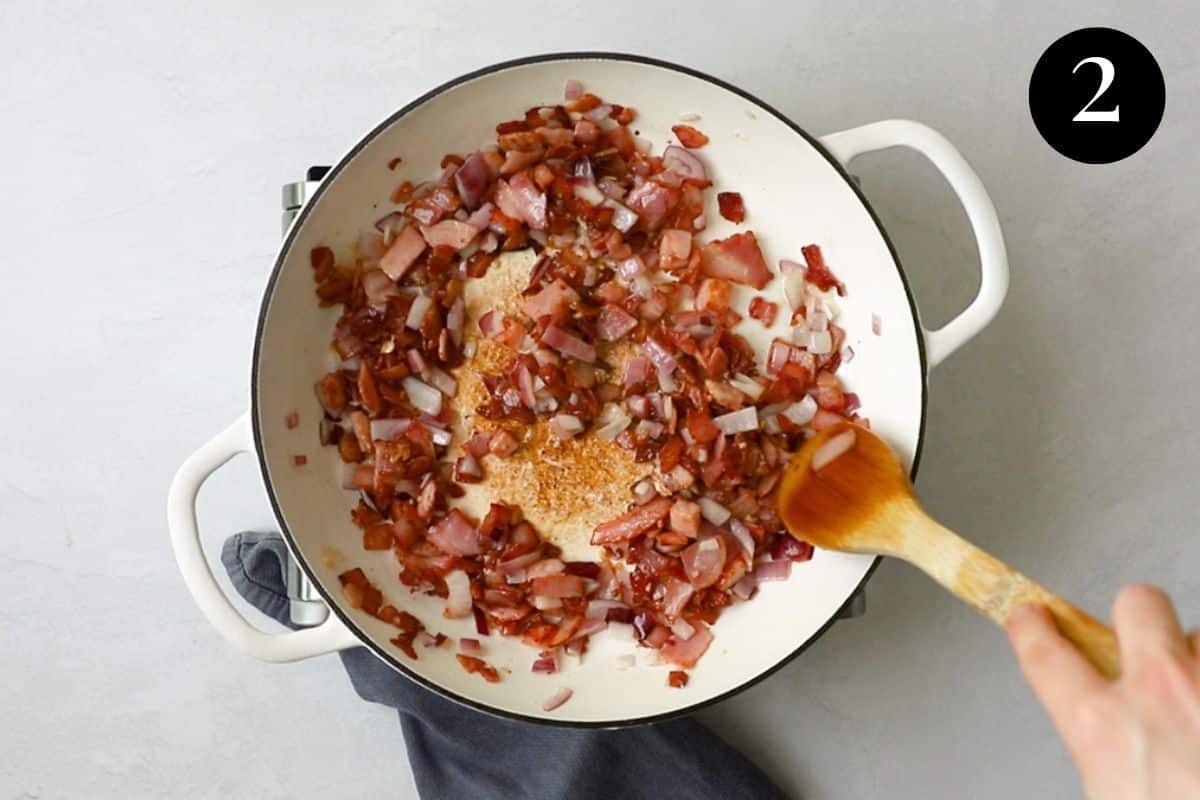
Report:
221,531,791,800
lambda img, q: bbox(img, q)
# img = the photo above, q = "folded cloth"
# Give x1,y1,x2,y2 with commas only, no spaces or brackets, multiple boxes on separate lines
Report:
222,531,791,800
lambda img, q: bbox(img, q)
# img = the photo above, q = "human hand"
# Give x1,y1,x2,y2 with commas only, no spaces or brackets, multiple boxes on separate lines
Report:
1006,586,1200,799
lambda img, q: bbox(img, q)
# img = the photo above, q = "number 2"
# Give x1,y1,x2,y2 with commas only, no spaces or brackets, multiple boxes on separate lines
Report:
1073,56,1120,122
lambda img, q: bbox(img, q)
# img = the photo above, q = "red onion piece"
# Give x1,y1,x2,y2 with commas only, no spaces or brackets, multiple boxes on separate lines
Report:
478,310,504,338
754,559,792,582
374,210,408,234
728,519,756,558
731,574,758,600
459,637,482,653
496,549,543,575
429,510,482,557
872,313,883,336
532,656,558,674
662,145,708,181
542,687,573,712
454,153,490,210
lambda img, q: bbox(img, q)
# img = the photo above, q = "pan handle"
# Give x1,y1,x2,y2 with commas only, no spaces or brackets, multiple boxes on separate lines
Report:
819,120,1009,368
167,412,359,662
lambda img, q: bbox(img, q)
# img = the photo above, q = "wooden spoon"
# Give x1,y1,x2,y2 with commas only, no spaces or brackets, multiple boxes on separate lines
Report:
777,421,1120,678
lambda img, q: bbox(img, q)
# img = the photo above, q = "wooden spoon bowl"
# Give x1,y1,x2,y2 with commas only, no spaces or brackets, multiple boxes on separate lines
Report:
777,422,1120,678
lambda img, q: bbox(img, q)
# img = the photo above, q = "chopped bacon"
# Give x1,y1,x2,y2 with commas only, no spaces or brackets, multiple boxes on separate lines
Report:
624,181,681,230
661,621,713,668
748,296,778,326
522,278,578,321
427,509,482,556
541,325,596,363
669,499,701,538
591,496,673,545
456,654,501,683
801,244,844,295
420,220,479,250
597,304,638,341
680,536,727,589
717,192,746,223
380,225,427,280
672,124,709,148
530,574,590,598
658,228,692,271
699,231,772,289
696,278,732,312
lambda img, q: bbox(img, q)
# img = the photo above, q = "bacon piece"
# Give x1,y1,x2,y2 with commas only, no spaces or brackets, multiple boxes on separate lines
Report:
380,225,427,280
801,243,844,295
591,496,673,544
699,231,772,289
427,509,482,556
661,621,713,668
680,536,727,589
530,575,590,598
624,181,681,230
597,304,638,341
420,220,479,250
672,124,709,148
716,192,746,223
522,278,578,321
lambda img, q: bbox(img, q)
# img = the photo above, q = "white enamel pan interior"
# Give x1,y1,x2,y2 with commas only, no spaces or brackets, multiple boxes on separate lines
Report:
168,53,1008,726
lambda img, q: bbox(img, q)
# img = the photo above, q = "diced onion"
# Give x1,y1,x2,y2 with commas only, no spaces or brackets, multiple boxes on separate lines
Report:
811,429,856,471
369,418,411,441
698,497,731,526
425,367,458,397
402,376,443,416
784,271,806,310
542,687,573,712
605,199,637,232
405,293,432,330
713,407,758,435
782,395,818,426
444,570,472,618
729,373,764,400
807,330,833,355
729,519,755,557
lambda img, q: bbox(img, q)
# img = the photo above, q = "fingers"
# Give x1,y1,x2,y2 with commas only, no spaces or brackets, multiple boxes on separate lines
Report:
1007,604,1106,731
1189,629,1200,657
1112,584,1188,671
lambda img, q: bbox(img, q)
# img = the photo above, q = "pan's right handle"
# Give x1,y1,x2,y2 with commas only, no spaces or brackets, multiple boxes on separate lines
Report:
820,120,1009,368
167,413,359,662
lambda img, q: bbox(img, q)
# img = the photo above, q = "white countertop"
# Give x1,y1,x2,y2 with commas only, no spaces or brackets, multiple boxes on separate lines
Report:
4,2,1198,797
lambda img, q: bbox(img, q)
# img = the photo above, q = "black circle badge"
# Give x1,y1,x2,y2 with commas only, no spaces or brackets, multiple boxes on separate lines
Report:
1029,28,1165,164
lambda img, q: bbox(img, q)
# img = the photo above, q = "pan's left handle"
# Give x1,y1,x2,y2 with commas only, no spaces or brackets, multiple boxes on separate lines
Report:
167,412,359,662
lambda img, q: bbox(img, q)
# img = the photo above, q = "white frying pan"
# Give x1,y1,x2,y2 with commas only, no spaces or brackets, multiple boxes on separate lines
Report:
167,53,1007,726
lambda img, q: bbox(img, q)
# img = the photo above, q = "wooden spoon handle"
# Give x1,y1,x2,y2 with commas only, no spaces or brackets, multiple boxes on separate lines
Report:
899,512,1121,678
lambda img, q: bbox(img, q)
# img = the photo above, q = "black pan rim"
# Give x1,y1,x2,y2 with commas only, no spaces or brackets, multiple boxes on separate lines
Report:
249,49,929,729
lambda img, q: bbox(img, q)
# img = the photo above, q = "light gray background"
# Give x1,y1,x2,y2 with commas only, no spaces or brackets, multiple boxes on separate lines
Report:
3,1,1196,798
